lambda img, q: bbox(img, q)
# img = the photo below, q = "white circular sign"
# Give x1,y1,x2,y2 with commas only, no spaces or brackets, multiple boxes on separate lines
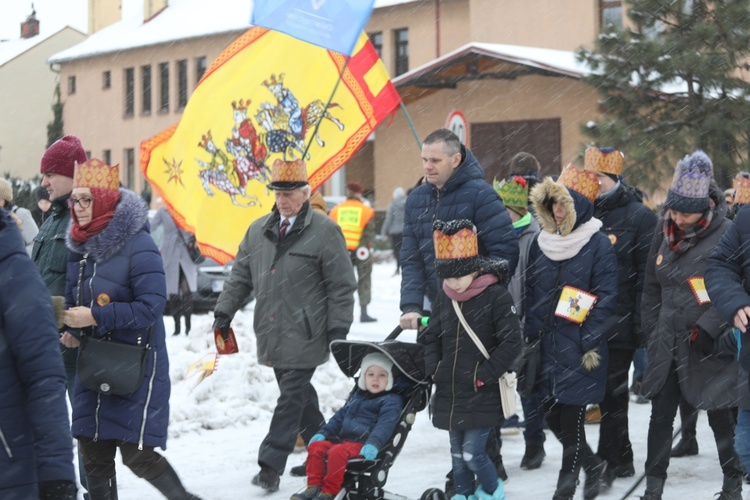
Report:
445,110,469,147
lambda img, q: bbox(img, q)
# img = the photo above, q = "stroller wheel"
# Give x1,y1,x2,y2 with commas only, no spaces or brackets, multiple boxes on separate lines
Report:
420,488,447,500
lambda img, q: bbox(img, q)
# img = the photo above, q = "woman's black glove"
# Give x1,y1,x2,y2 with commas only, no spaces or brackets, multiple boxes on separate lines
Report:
212,313,231,341
39,480,77,500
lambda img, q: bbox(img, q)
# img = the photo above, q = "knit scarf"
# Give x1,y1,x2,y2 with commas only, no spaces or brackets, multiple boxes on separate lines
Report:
443,273,498,302
663,202,714,254
70,187,120,243
537,218,603,261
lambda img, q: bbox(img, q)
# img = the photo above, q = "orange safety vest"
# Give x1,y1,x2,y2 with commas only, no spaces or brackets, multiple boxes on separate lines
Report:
329,199,375,251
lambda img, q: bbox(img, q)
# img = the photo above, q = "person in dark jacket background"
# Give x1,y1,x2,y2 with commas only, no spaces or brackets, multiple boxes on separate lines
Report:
62,159,200,500
639,150,742,500
424,219,521,500
292,353,404,500
399,128,519,331
0,209,77,499
525,165,618,499
494,174,546,471
583,147,657,488
706,203,750,498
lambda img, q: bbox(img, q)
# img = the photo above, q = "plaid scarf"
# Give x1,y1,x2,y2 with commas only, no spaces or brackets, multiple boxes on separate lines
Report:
663,200,714,254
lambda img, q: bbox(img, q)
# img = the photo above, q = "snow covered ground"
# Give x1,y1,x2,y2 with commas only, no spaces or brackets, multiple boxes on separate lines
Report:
83,260,730,499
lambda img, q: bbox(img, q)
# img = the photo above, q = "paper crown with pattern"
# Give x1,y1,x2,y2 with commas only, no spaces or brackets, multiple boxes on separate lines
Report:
583,147,624,176
73,158,119,192
433,219,482,279
665,150,713,214
734,173,750,205
267,158,308,190
558,163,599,203
493,176,529,215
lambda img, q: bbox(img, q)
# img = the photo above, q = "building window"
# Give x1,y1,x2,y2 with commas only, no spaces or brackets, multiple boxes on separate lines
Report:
369,32,382,57
68,75,76,95
103,70,111,89
195,56,207,85
601,0,622,30
394,28,409,76
124,67,135,116
125,148,135,188
177,59,188,109
141,65,152,114
159,62,169,112
103,149,111,165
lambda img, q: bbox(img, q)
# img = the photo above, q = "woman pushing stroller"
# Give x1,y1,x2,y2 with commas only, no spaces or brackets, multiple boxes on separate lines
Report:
423,219,522,500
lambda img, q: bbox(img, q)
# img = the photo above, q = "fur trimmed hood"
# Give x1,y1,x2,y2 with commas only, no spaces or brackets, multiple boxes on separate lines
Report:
530,177,594,236
66,189,149,262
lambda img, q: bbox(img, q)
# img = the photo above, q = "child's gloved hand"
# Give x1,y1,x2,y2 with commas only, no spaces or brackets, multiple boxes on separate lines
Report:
309,433,325,444
360,444,379,461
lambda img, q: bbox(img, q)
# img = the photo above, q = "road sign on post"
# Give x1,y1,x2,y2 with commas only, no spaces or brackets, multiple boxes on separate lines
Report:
445,110,469,148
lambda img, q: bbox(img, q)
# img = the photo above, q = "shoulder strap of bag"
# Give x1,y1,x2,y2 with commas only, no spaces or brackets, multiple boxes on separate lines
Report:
451,299,490,360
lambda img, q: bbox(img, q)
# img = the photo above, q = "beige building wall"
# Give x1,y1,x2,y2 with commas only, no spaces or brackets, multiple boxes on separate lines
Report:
373,75,601,209
0,28,87,179
59,31,243,193
88,0,121,35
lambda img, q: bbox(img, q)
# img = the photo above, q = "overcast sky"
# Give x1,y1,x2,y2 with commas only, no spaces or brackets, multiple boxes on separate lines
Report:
0,0,88,41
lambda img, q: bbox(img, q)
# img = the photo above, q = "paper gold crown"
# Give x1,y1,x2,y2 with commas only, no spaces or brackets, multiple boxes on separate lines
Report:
434,226,479,261
734,174,750,205
583,147,623,176
267,158,308,190
73,158,120,191
493,176,528,210
558,163,599,203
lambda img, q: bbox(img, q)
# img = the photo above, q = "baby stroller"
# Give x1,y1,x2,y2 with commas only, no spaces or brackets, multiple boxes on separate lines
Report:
326,327,432,500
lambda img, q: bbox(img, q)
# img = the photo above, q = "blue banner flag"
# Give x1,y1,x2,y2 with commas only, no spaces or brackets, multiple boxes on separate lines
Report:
251,0,375,55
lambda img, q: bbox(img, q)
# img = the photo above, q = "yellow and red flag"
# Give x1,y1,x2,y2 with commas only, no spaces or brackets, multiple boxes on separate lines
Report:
140,27,400,263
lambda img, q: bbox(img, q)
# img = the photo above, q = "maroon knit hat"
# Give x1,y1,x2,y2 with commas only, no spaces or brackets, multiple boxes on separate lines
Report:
40,135,87,178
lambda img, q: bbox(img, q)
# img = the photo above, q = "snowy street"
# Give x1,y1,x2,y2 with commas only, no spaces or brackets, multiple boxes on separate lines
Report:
104,260,726,500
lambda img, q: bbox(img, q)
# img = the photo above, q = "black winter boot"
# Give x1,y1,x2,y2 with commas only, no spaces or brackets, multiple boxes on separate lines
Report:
640,476,664,500
147,463,202,499
582,453,605,499
184,315,191,335
715,474,743,500
670,435,698,457
552,471,578,500
360,306,377,323
173,316,181,336
86,475,118,500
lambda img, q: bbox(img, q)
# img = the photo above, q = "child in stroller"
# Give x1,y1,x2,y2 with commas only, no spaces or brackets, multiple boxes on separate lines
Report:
292,336,430,500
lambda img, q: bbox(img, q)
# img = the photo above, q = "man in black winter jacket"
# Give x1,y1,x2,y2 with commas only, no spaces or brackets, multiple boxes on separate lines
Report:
584,147,657,490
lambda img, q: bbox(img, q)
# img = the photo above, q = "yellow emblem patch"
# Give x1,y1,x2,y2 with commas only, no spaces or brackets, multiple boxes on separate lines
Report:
656,254,663,266
96,293,111,306
608,234,617,245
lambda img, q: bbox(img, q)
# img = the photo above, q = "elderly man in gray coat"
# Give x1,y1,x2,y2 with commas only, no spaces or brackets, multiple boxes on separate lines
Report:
213,158,357,494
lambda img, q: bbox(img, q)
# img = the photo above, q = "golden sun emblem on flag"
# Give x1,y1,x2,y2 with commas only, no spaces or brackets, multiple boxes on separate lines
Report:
164,157,184,186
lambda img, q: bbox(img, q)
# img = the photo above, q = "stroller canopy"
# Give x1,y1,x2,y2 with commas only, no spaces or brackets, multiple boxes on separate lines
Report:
330,339,428,386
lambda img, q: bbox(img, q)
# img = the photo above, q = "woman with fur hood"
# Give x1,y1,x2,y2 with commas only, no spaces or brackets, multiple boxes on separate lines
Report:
60,159,201,500
524,165,618,500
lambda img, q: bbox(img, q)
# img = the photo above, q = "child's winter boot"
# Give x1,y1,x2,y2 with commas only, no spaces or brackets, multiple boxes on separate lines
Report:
449,495,468,500
291,485,320,500
473,482,505,500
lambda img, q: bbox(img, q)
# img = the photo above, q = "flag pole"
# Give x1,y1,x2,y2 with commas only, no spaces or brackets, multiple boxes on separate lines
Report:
302,57,351,160
399,101,422,150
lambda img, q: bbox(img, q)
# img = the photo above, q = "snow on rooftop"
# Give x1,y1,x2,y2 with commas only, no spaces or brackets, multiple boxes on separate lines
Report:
48,0,419,64
0,26,82,67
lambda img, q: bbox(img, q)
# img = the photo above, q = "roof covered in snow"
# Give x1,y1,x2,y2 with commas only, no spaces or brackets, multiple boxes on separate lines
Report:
48,0,420,64
0,26,84,67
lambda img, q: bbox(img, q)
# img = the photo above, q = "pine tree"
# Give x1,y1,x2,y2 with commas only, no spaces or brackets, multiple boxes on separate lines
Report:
577,0,750,190
47,83,64,148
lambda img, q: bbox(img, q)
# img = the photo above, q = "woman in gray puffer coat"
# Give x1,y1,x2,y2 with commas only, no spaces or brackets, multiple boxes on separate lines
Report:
380,186,406,274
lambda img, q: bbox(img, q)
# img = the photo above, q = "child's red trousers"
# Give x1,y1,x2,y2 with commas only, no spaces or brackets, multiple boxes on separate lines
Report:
306,440,364,494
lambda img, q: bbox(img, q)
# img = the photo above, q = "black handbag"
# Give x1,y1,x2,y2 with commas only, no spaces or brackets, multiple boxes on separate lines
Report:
77,331,151,396
72,256,152,396
516,261,567,397
180,231,205,264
